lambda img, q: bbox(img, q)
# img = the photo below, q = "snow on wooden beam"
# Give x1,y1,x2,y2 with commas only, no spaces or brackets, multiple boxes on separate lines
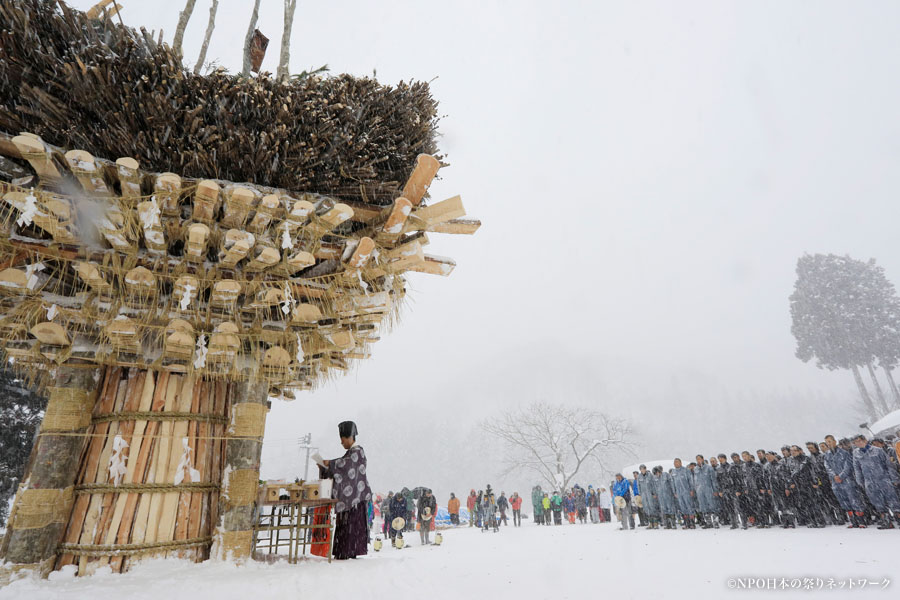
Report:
401,154,441,206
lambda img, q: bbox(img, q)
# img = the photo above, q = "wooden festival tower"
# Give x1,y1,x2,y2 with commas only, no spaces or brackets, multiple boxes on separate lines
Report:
0,0,478,581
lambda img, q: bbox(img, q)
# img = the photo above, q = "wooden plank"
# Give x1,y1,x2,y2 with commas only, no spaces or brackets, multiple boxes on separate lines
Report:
405,195,465,232
127,371,170,559
109,370,156,572
11,134,62,180
91,371,141,570
158,375,194,556
426,218,481,235
407,254,457,277
184,379,209,560
62,367,118,570
401,154,441,206
75,370,123,575
144,374,180,546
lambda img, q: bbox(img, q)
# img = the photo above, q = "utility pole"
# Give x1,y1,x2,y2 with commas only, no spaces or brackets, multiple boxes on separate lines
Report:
299,433,313,481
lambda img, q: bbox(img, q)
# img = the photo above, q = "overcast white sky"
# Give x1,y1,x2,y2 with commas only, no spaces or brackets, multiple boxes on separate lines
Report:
69,0,900,497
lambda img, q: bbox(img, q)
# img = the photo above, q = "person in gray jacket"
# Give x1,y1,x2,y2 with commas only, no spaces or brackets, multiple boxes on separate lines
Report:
852,434,900,529
671,458,697,529
823,435,867,528
638,464,660,529
653,465,678,529
693,454,719,528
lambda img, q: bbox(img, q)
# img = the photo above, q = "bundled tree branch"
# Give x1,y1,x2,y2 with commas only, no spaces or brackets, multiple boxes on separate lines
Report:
0,0,440,206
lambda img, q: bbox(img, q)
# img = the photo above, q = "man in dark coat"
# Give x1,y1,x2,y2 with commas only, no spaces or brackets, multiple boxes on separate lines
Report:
389,489,408,545
417,489,438,544
497,492,510,526
790,445,825,528
714,454,733,526
729,453,751,529
741,451,770,527
775,446,798,527
807,441,839,525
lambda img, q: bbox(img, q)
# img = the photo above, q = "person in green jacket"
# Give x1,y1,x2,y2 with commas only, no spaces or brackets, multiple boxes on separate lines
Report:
531,485,544,525
541,493,551,525
404,488,415,532
551,491,563,525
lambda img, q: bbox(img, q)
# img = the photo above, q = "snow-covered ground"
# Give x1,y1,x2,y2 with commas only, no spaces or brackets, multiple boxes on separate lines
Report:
2,522,898,599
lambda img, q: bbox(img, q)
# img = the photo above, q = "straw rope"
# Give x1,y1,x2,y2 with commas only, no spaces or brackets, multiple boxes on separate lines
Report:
9,486,74,530
92,411,228,425
57,537,212,557
74,482,220,494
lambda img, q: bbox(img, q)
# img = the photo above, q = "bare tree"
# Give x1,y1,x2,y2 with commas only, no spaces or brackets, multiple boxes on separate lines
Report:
482,402,634,493
277,0,298,82
193,0,219,75
172,0,197,57
242,0,263,77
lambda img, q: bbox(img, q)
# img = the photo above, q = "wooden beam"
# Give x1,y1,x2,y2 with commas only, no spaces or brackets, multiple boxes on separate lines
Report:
401,154,441,206
408,254,456,276
426,218,481,235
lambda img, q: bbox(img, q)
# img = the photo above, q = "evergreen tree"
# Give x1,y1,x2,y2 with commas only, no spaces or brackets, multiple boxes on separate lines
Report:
790,254,900,418
0,365,45,526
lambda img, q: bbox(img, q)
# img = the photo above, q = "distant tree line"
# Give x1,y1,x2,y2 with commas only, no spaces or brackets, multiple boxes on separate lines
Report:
790,253,900,419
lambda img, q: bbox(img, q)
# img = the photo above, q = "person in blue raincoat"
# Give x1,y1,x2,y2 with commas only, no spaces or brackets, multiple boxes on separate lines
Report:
638,465,660,529
693,455,719,528
852,434,900,529
611,474,633,530
823,435,866,527
652,465,678,528
671,458,697,529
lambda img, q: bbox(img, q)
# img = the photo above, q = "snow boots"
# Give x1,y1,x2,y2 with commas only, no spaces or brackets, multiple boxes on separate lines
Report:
876,514,895,529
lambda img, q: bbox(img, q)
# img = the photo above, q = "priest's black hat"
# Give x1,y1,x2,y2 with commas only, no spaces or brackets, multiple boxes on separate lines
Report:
339,420,358,439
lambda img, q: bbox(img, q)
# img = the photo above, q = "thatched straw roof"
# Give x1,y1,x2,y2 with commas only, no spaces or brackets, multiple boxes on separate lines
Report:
0,0,440,205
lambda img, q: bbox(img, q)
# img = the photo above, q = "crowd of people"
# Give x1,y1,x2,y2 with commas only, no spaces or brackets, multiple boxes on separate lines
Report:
527,485,613,525
362,431,900,557
611,433,900,531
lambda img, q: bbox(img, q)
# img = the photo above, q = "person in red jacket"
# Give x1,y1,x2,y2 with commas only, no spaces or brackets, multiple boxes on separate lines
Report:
510,492,523,526
466,489,477,527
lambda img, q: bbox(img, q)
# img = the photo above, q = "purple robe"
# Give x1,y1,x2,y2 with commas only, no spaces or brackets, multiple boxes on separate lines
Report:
321,445,372,559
